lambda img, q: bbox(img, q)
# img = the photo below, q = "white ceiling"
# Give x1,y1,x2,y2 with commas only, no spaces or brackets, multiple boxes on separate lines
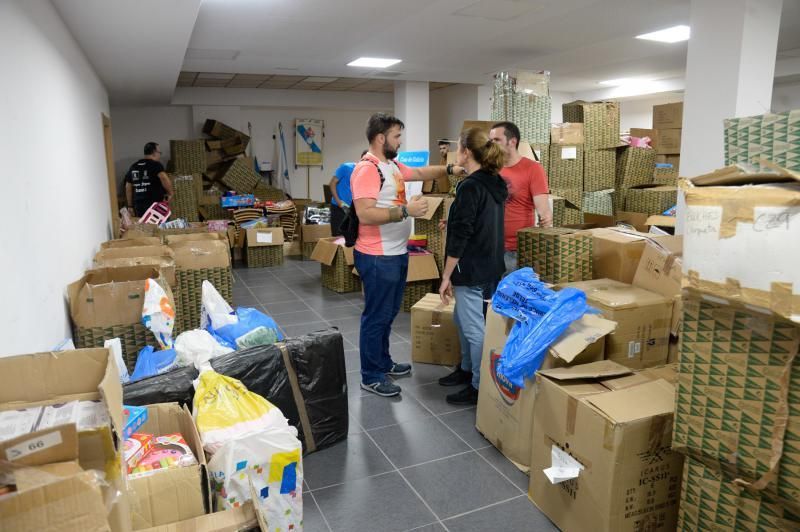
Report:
53,0,800,104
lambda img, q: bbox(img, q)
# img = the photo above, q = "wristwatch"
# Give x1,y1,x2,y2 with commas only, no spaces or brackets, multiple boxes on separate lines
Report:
446,163,454,176
401,206,409,219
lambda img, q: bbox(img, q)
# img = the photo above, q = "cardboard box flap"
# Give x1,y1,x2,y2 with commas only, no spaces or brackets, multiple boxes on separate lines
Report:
101,237,162,249
139,503,259,532
13,461,85,492
0,470,110,531
164,232,227,245
310,237,344,266
646,215,676,228
407,254,440,282
548,314,617,363
246,227,284,247
0,348,123,443
0,425,79,466
564,278,672,309
416,196,446,220
170,240,231,269
585,378,675,423
540,360,632,381
689,162,800,187
411,293,455,312
95,246,174,262
627,184,677,191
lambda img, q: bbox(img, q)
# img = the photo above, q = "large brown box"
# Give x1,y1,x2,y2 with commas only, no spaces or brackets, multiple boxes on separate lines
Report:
560,279,673,369
129,403,209,530
652,102,683,129
562,100,621,149
410,294,461,366
631,237,683,336
587,228,675,284
655,128,681,154
529,360,683,532
475,307,614,469
245,227,285,268
413,195,449,273
301,224,331,260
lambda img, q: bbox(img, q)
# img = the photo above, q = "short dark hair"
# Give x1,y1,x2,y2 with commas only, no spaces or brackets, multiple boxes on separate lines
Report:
144,142,159,155
437,139,449,146
366,113,404,143
491,122,520,147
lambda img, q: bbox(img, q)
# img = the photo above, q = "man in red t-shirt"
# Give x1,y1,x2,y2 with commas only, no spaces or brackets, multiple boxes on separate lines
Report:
489,121,552,272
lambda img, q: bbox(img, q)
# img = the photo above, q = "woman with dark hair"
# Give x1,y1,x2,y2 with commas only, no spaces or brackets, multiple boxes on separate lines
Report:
438,127,508,405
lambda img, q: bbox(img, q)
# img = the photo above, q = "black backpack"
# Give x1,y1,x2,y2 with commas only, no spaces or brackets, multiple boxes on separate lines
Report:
340,157,392,247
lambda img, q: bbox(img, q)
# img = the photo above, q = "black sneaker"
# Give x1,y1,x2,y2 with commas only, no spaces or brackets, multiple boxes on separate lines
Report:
446,385,479,406
361,380,402,397
387,363,412,376
439,368,473,387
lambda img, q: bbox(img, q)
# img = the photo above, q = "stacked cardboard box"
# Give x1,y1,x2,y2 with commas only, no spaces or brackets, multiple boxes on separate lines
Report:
615,146,656,211
529,360,684,531
582,189,614,216
549,124,585,223
672,164,800,526
624,185,678,215
724,109,800,171
517,227,593,284
562,101,620,194
491,71,551,144
414,195,450,274
653,102,682,160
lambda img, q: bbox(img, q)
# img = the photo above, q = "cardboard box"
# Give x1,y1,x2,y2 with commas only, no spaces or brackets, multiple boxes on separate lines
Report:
682,164,800,322
0,348,129,530
311,237,361,293
624,185,678,215
101,237,163,249
655,128,681,154
301,224,331,246
139,503,259,532
652,102,683,129
631,237,683,335
724,109,800,168
283,239,302,257
403,253,440,311
678,457,800,530
93,246,177,286
560,279,673,369
672,289,800,506
129,403,209,530
529,360,684,532
562,100,620,150
588,228,673,284
413,194,449,272
244,227,284,268
475,308,615,469
245,227,284,247
550,123,584,145
517,227,593,284
410,293,461,366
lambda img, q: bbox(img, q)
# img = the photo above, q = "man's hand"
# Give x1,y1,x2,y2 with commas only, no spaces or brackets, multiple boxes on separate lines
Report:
439,277,453,305
438,219,447,232
407,195,428,218
452,166,467,176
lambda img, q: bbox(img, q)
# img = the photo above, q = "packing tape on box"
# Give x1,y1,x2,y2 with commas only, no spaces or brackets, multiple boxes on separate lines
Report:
278,343,317,453
430,302,447,328
603,420,616,451
647,415,669,457
566,396,578,436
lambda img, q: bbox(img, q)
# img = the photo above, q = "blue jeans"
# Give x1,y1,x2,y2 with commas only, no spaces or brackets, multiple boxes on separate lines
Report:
354,250,408,385
453,282,497,390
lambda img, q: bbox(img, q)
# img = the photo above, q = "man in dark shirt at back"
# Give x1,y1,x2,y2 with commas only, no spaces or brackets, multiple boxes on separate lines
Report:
125,142,174,216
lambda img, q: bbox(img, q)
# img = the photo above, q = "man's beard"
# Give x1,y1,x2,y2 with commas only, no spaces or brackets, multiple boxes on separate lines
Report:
384,145,398,160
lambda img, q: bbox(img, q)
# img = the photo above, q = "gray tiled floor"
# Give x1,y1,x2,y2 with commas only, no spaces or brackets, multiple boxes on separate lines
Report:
232,258,558,532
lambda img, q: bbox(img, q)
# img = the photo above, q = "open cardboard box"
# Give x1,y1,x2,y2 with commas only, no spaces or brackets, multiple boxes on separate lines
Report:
101,237,163,249
0,348,129,530
529,360,683,532
128,403,209,530
475,308,616,470
93,246,177,286
310,237,353,266
139,502,260,532
245,227,285,248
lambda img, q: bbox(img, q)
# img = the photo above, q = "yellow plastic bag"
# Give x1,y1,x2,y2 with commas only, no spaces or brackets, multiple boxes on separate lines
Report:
193,370,290,454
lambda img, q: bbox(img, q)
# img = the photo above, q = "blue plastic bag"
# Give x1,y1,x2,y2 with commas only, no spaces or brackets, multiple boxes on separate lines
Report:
130,346,177,383
492,268,591,388
211,307,284,350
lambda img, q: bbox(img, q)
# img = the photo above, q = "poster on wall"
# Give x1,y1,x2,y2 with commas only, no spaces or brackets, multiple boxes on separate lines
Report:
295,119,324,166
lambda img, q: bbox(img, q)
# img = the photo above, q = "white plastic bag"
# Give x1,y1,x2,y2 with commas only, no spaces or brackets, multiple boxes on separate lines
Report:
104,338,130,384
174,330,232,369
142,278,175,349
200,280,237,331
208,427,303,531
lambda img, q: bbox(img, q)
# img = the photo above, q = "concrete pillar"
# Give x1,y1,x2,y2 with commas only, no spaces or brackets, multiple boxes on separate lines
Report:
477,84,492,120
394,81,430,152
680,0,783,177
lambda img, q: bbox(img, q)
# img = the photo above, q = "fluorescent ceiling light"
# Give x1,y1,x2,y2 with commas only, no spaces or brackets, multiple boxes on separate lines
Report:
599,78,653,86
636,25,690,43
347,57,402,68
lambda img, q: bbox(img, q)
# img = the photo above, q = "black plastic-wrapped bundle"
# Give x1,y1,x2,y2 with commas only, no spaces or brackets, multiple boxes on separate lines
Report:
122,328,348,454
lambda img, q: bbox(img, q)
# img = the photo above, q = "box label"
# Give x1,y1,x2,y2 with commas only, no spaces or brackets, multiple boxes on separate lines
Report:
628,341,641,358
256,232,273,244
561,147,577,160
6,431,63,461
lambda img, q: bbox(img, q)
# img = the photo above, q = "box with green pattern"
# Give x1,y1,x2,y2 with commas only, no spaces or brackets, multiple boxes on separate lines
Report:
562,100,620,150
724,110,800,171
678,458,800,531
549,144,584,192
582,189,614,216
673,290,800,507
517,227,592,284
584,148,616,191
624,185,677,215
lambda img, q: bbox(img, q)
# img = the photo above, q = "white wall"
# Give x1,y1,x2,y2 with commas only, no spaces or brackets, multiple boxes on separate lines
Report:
1,1,111,356
110,105,194,186
430,84,480,155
